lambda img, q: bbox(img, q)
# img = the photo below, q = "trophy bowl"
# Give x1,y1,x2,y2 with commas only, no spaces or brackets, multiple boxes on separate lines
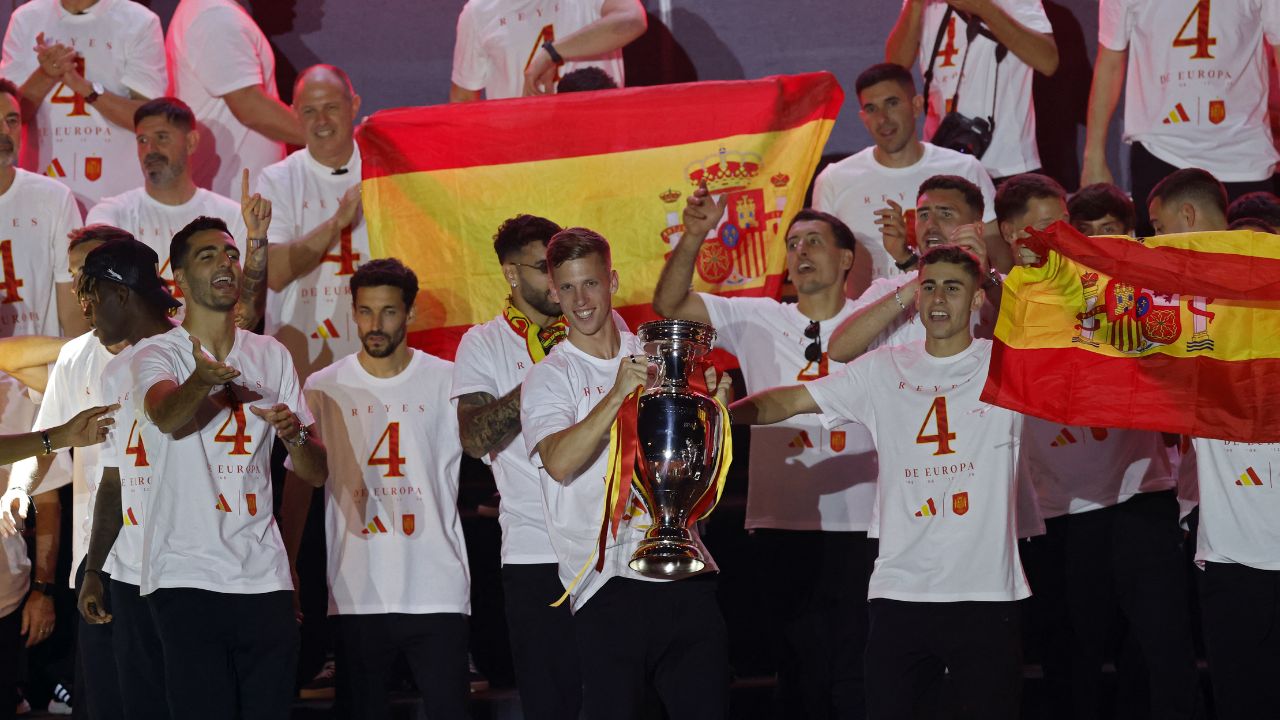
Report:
629,319,726,579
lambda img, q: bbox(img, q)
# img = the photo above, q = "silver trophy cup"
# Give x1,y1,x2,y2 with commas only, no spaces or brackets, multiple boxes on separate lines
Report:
629,319,728,579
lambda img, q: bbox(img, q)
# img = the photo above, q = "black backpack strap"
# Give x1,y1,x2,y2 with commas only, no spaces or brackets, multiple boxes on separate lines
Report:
921,4,956,108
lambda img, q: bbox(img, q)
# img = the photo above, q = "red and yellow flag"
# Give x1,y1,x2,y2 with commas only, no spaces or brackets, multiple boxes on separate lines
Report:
983,221,1280,443
356,73,842,358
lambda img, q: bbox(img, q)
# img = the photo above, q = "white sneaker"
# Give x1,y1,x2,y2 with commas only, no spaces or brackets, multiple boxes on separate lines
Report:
46,683,72,715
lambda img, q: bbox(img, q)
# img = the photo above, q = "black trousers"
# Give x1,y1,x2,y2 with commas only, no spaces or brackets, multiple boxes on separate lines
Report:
1027,490,1201,720
501,563,581,720
0,607,20,720
109,580,168,719
334,612,469,720
1199,562,1280,720
148,588,297,720
865,599,1022,720
753,529,873,720
1130,142,1277,237
573,575,728,720
74,561,123,720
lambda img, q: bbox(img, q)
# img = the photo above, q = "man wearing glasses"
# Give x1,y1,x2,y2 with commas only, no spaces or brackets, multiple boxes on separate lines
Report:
450,214,584,720
653,187,872,718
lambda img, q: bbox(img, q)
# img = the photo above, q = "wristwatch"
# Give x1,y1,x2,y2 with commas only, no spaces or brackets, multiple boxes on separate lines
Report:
30,580,54,595
985,267,1003,289
542,41,565,67
894,252,919,272
84,82,104,104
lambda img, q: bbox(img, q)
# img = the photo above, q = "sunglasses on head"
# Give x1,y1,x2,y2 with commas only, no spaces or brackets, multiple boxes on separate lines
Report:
804,320,822,363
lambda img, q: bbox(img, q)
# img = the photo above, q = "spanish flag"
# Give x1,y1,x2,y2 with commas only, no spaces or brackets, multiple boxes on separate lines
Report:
983,221,1280,443
356,73,842,358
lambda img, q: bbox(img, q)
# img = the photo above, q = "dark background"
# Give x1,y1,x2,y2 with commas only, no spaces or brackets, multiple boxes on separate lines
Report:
0,0,1129,192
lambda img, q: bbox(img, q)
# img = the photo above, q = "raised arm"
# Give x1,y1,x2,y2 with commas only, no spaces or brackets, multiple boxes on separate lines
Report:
457,388,522,459
729,384,820,427
652,183,727,324
964,0,1058,76
523,0,647,95
1081,46,1126,186
886,0,925,67
829,277,921,363
534,356,646,484
236,168,270,329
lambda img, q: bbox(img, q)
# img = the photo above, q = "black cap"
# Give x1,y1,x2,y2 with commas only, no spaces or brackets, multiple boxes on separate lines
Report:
82,237,182,311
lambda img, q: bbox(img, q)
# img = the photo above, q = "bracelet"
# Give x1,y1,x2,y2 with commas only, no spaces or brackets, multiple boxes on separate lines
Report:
542,41,565,66
894,252,919,271
893,289,906,311
40,431,52,455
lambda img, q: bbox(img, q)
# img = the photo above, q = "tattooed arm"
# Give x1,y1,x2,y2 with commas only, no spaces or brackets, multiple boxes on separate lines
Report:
236,236,267,330
457,389,522,459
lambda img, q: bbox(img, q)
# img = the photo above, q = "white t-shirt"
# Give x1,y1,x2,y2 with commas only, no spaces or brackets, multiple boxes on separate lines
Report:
0,169,80,338
132,325,309,595
1192,438,1280,570
452,0,626,100
521,332,716,611
256,147,367,382
1099,0,1280,181
86,186,247,301
98,342,157,586
0,373,34,616
305,351,470,616
914,0,1052,178
807,339,1031,602
1019,419,1175,518
813,143,996,282
451,314,559,565
0,0,167,210
15,332,110,585
166,0,285,197
700,294,877,532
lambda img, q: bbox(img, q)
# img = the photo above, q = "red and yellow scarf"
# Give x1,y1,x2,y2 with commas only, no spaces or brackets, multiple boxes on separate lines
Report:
503,301,568,362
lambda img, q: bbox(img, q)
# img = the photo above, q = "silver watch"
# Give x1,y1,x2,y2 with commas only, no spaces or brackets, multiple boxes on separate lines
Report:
285,425,310,447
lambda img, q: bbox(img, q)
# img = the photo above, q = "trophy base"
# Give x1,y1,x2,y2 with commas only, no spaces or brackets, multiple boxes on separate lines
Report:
629,537,706,579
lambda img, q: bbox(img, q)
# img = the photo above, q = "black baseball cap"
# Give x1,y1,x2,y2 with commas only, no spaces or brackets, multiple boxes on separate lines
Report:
81,237,182,311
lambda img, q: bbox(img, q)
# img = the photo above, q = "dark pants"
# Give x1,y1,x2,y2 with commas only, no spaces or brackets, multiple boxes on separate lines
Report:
1199,562,1280,720
148,588,297,720
109,580,168,719
753,529,873,719
574,575,728,720
1130,142,1277,236
501,563,581,720
0,607,20,720
1029,490,1201,720
74,561,123,720
865,599,1022,720
333,612,469,720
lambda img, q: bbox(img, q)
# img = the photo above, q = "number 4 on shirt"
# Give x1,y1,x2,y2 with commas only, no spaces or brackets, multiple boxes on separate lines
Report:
368,422,406,478
1173,0,1216,60
916,396,956,456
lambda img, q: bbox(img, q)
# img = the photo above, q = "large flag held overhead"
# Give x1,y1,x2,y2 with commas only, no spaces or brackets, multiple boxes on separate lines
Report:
356,73,842,358
983,221,1280,443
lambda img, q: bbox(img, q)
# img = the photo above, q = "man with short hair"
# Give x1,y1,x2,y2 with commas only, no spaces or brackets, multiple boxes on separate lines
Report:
87,97,258,326
827,174,995,362
166,0,304,197
1225,191,1280,232
733,245,1029,720
257,64,366,382
299,258,470,719
523,227,731,718
996,172,1202,720
1147,168,1229,237
814,62,998,293
0,0,167,209
1068,182,1135,236
0,76,86,338
556,66,618,93
1082,0,1280,236
74,234,184,720
450,0,646,100
886,0,1058,181
132,213,327,719
655,190,872,718
451,214,583,720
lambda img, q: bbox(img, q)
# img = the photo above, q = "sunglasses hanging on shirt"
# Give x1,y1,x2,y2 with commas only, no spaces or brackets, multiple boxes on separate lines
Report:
804,320,822,363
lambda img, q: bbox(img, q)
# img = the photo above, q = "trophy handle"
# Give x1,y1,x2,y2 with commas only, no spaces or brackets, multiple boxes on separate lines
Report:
646,353,665,388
